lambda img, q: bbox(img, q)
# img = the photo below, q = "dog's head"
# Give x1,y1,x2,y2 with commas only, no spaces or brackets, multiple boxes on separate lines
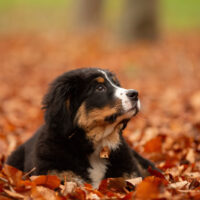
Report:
43,68,140,148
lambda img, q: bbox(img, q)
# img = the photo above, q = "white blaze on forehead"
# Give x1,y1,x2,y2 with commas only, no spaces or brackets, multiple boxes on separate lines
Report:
98,70,133,111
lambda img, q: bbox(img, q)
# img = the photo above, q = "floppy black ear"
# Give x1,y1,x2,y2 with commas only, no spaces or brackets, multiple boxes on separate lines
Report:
42,76,74,137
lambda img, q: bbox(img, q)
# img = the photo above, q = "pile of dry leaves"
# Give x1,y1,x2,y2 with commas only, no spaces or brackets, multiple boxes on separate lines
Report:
0,32,200,199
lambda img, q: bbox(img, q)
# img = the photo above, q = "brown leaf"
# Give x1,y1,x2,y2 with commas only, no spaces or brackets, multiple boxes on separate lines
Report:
189,179,200,190
107,178,127,193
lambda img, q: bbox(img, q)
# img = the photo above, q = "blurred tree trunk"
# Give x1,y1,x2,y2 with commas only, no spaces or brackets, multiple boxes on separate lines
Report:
118,0,159,42
75,0,103,30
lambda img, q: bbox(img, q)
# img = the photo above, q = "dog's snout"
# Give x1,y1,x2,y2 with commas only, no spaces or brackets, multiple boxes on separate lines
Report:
126,90,138,101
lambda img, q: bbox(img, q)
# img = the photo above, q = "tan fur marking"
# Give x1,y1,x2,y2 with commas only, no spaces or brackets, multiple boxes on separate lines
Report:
95,77,105,83
101,126,120,151
75,103,119,131
75,103,87,128
75,101,127,147
86,126,105,144
87,122,121,147
48,170,84,185
112,76,117,83
88,107,116,126
104,125,120,144
66,99,70,111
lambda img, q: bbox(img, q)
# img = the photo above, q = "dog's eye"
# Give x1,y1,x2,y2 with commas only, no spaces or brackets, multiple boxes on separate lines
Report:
95,84,106,92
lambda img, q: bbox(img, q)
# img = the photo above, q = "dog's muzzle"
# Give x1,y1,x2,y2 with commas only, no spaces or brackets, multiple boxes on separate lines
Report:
126,89,140,115
126,89,138,101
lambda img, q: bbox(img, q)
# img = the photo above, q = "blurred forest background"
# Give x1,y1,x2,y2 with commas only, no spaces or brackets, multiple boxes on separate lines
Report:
0,0,200,33
0,1,200,199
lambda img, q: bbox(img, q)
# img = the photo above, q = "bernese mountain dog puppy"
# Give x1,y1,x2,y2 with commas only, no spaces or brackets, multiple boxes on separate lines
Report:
7,68,160,187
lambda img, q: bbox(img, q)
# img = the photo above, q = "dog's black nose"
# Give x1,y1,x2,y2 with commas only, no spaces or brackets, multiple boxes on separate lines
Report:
126,90,138,101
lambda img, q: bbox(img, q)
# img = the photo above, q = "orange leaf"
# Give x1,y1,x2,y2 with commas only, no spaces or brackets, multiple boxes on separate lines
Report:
135,176,164,199
3,189,25,199
84,183,93,189
0,195,12,200
84,183,104,197
98,179,108,193
67,188,86,200
31,175,60,190
144,136,163,153
2,164,23,186
148,167,168,185
120,191,134,200
98,179,119,197
31,186,62,200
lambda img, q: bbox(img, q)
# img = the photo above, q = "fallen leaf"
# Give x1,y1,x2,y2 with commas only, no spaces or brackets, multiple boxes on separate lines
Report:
143,135,164,153
31,186,61,200
67,188,86,200
186,148,195,163
60,181,77,196
3,188,25,199
31,175,60,190
170,181,189,189
2,164,23,186
135,176,164,199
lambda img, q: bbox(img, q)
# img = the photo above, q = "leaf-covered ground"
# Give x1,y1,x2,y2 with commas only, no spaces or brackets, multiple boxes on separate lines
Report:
0,32,200,199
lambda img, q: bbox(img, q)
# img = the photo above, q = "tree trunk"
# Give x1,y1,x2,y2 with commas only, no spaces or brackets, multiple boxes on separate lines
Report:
74,0,103,30
118,0,159,42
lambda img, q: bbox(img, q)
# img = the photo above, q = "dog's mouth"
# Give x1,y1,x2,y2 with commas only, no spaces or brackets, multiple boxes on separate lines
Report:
104,100,140,124
75,100,140,149
98,102,140,159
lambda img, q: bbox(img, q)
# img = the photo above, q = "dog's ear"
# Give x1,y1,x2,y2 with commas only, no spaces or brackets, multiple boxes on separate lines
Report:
42,76,75,137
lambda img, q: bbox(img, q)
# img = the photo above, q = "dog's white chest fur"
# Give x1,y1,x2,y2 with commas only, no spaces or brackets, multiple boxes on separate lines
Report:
88,150,108,188
88,125,121,188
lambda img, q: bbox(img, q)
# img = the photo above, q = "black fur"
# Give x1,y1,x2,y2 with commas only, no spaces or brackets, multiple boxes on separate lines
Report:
6,68,161,184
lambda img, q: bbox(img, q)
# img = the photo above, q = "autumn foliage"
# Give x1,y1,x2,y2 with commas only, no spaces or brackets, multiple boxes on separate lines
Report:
0,32,200,199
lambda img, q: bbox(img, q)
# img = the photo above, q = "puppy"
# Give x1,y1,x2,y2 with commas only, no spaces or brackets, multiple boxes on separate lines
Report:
7,68,160,187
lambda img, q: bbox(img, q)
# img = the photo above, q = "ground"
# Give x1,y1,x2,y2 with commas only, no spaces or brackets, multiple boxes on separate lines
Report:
0,32,200,199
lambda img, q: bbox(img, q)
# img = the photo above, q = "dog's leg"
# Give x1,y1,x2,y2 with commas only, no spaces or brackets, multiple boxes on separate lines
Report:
6,145,25,171
131,150,162,177
48,170,85,185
